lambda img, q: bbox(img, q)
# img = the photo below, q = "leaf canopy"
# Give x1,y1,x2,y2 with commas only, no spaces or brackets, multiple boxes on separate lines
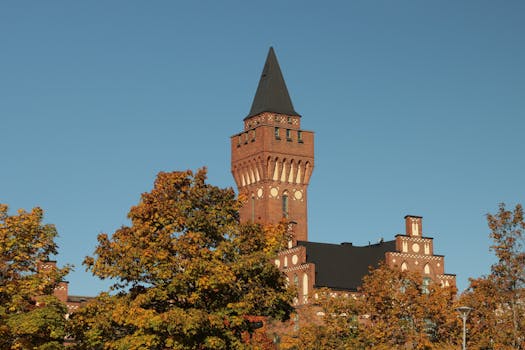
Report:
72,169,293,349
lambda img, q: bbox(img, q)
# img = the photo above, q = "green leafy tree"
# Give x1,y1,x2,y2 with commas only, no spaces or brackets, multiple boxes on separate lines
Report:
460,203,525,349
70,169,293,349
0,204,69,350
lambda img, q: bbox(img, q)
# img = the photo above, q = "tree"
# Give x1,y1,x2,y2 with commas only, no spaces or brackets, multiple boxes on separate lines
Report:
70,169,293,349
460,203,525,349
0,204,70,350
273,263,457,350
274,288,360,350
357,262,457,349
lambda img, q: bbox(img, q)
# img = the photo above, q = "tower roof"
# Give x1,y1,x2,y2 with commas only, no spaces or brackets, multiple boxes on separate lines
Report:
246,47,299,120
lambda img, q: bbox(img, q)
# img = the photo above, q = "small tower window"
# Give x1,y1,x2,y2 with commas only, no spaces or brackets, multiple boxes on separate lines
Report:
251,194,255,222
287,116,292,124
297,130,303,143
274,127,280,140
251,129,256,141
286,129,292,141
282,193,289,218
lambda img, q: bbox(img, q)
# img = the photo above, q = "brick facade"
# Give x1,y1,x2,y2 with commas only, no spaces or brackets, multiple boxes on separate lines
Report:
38,260,90,316
231,112,314,243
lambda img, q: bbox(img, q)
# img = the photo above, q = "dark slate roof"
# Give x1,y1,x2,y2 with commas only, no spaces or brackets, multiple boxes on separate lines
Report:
246,47,299,120
67,295,93,303
297,240,397,291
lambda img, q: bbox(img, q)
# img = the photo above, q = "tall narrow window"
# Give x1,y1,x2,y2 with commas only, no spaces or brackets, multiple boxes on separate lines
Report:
297,130,303,143
293,313,300,331
274,127,280,139
282,193,289,218
286,129,292,141
251,194,255,222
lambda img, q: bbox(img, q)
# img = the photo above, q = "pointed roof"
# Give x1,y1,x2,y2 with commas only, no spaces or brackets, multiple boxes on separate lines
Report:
245,47,299,120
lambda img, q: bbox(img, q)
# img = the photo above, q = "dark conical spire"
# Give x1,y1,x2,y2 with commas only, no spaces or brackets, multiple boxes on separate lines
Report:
246,47,299,119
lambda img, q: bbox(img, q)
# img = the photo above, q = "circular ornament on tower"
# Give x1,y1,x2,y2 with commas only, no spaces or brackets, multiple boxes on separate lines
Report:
257,188,263,198
412,243,420,253
294,190,303,200
270,187,278,198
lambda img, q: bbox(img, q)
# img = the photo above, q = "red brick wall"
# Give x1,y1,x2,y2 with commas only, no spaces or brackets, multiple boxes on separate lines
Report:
231,112,314,242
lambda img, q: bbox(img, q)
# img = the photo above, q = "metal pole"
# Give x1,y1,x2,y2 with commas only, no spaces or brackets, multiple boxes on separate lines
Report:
462,313,467,350
455,306,473,350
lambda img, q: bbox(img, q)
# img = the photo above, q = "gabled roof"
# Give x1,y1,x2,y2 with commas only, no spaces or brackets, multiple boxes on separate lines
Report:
246,47,299,120
298,240,397,291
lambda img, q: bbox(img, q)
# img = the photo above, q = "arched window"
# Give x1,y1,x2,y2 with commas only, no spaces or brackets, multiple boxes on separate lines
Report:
401,262,408,271
303,273,309,298
282,192,289,218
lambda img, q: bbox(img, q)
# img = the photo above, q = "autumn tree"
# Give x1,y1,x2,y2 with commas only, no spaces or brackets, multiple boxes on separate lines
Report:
0,204,70,350
357,262,458,349
70,169,293,349
460,203,525,349
273,263,457,350
275,288,360,350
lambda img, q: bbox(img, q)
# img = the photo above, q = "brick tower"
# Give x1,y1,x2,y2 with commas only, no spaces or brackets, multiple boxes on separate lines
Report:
231,48,314,242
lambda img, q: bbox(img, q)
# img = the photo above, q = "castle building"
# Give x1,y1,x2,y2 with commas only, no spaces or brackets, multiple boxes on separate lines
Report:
231,48,456,305
49,47,455,316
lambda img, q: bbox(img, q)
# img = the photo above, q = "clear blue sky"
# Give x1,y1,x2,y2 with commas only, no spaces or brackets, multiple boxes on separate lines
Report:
1,1,524,296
